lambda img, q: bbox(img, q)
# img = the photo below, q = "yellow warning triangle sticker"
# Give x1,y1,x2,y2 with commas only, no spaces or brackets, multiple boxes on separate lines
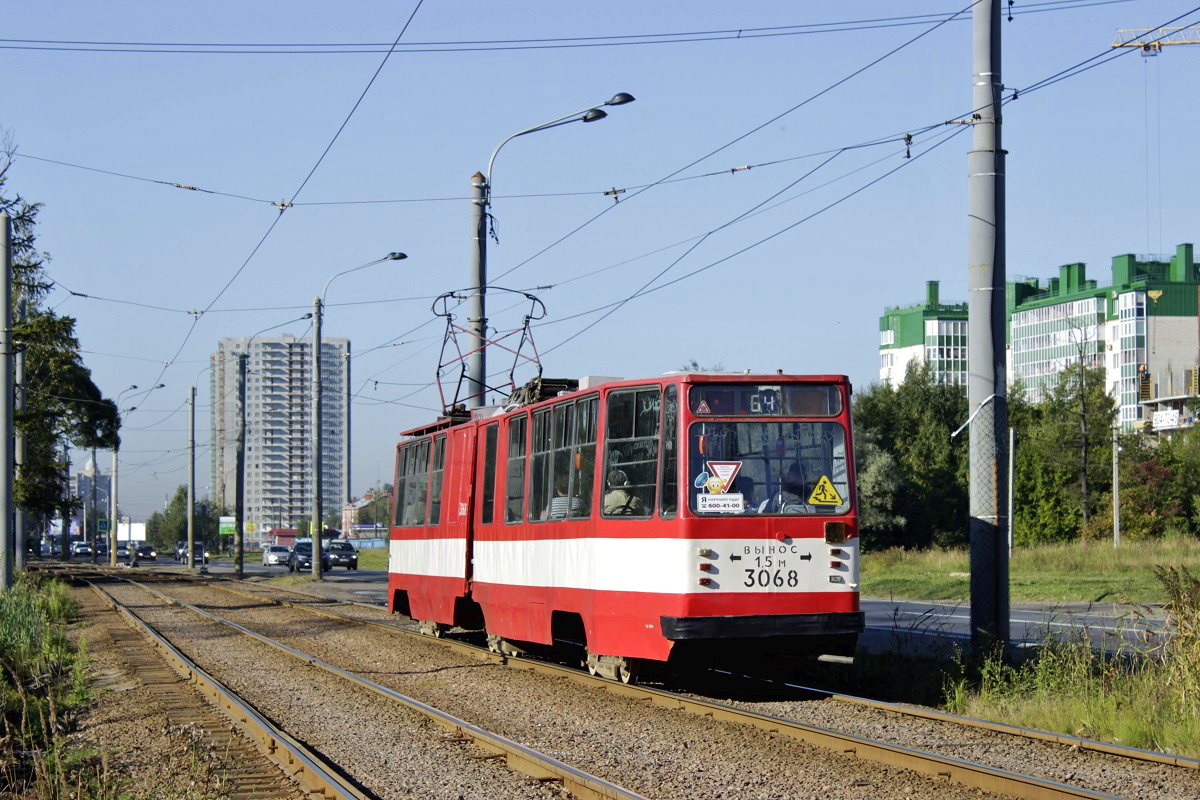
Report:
808,475,843,506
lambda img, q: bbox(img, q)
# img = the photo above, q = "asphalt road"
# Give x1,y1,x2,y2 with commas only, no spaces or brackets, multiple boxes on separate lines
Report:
198,559,1164,654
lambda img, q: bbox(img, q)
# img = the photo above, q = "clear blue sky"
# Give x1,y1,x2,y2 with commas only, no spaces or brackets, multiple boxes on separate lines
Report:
4,1,1198,519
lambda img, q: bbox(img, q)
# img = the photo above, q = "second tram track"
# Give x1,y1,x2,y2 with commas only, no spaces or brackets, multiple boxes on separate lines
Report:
196,571,1200,798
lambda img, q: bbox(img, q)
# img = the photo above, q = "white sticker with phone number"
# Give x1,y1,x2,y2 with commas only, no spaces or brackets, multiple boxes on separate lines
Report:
696,493,744,513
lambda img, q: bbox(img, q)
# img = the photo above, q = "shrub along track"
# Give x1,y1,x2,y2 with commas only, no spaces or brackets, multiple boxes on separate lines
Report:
60,568,1195,800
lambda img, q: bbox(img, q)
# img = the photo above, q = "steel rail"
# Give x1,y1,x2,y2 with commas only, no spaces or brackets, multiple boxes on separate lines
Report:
192,572,1199,773
84,578,374,800
54,566,1182,799
127,572,1126,800
111,574,650,800
788,684,1200,770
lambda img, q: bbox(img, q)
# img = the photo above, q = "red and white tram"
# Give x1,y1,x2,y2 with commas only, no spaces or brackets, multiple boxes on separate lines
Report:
387,373,862,681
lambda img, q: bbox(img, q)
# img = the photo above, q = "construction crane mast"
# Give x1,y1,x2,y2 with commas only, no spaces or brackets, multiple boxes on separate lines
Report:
1113,27,1200,55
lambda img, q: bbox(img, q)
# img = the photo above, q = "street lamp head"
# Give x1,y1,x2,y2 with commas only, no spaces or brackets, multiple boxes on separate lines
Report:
386,252,408,261
582,109,607,123
154,383,165,389
301,312,313,320
607,92,635,106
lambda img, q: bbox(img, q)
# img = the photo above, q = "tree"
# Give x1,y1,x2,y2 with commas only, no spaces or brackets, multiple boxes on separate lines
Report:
145,488,223,552
363,483,393,531
2,142,118,559
854,429,906,547
853,363,969,549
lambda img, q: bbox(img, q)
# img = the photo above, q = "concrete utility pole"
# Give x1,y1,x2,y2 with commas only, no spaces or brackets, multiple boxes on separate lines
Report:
14,299,26,574
967,0,1010,653
1112,426,1121,548
467,172,488,408
110,447,119,564
235,352,246,577
0,213,12,590
89,446,97,564
188,386,196,569
311,296,323,577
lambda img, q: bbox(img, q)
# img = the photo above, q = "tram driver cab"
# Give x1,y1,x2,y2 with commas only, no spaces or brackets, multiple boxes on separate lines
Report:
758,462,812,514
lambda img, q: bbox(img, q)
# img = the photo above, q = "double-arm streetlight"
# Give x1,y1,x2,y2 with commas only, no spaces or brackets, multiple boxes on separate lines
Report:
466,92,634,408
312,252,407,578
234,314,312,577
109,384,164,564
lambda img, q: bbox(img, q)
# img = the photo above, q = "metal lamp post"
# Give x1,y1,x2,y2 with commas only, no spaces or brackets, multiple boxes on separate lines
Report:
467,92,634,408
312,252,407,578
109,383,164,565
109,385,138,566
89,487,108,564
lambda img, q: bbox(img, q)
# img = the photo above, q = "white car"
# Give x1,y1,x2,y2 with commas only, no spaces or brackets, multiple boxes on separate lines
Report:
261,545,290,566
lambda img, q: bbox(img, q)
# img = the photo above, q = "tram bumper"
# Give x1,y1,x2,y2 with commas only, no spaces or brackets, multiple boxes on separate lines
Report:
660,611,865,664
660,611,864,639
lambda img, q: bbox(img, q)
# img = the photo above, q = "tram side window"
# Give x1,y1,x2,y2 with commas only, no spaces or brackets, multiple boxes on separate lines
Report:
571,396,598,519
659,384,678,517
481,424,499,524
546,403,577,519
505,416,527,523
603,388,660,517
396,439,430,527
428,435,446,525
528,409,551,523
391,446,407,528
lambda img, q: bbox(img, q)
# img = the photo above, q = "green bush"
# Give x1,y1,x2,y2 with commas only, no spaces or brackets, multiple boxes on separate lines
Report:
944,563,1200,755
0,575,90,793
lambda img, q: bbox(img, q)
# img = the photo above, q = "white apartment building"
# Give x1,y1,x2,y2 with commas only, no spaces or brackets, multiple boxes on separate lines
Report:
211,334,350,542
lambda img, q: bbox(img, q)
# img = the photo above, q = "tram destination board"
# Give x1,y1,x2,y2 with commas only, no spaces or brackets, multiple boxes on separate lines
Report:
689,384,842,417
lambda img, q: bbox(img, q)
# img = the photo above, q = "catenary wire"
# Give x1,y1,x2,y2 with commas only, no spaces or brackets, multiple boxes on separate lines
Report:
488,0,981,288
0,1,1134,54
525,7,1200,354
121,3,425,419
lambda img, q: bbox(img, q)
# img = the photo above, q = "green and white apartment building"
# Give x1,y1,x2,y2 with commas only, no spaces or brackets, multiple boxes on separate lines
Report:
879,243,1199,431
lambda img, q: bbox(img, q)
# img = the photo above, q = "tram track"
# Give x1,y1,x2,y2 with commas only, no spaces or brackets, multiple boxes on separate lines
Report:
195,571,1200,789
84,572,647,800
64,567,1200,800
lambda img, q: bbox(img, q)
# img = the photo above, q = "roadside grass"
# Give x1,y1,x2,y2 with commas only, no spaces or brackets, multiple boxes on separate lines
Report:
0,574,92,797
355,547,387,571
861,537,1200,603
943,565,1200,756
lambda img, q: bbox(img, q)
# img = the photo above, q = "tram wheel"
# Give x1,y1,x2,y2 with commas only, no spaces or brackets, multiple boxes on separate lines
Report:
616,657,639,685
418,620,444,638
585,650,600,677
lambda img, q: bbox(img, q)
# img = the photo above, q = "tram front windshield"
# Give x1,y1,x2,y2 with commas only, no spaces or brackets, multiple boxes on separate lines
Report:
688,419,851,516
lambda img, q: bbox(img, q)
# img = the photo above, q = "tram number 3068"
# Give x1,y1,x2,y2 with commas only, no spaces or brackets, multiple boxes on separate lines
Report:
743,569,801,588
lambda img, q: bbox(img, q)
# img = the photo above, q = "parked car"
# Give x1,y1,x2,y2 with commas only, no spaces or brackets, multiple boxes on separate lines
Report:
135,543,157,561
325,540,358,570
261,545,290,567
287,541,330,572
